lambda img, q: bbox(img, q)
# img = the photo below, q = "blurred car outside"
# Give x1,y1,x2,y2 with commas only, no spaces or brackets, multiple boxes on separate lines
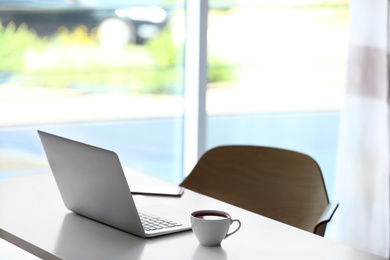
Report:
0,0,170,46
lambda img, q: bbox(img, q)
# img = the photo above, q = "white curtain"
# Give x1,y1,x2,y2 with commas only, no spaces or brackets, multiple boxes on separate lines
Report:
326,0,390,258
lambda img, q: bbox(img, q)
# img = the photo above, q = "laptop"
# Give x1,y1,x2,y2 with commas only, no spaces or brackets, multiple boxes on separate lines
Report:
37,130,191,238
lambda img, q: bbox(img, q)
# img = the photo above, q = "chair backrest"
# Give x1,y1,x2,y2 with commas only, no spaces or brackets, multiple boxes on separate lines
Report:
180,145,331,234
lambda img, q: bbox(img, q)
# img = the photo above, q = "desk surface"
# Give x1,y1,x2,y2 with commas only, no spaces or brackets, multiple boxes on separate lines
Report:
0,171,385,260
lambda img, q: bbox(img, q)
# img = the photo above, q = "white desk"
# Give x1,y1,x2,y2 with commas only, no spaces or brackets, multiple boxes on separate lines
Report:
0,172,385,260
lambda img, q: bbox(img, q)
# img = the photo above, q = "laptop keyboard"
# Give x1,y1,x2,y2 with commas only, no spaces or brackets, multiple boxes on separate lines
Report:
139,212,183,231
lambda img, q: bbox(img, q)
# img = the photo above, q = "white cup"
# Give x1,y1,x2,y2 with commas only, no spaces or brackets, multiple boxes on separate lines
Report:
191,210,241,246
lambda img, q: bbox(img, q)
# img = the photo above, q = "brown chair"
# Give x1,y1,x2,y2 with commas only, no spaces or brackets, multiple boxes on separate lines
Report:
180,145,338,236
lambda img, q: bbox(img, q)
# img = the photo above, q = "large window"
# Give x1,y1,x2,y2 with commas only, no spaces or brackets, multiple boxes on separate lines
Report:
206,0,349,196
0,0,349,197
0,0,187,183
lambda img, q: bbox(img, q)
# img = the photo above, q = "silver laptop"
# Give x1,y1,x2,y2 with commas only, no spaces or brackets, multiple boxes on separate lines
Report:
37,130,191,238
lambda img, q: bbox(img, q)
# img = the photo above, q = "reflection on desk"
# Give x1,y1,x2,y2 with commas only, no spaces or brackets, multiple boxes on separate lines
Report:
0,172,386,260
55,213,145,259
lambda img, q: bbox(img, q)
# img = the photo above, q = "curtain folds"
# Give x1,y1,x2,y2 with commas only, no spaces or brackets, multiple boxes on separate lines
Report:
326,0,390,258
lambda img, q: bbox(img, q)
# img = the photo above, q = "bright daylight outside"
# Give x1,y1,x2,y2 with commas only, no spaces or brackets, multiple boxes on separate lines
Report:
1,0,348,256
206,0,349,198
0,0,349,187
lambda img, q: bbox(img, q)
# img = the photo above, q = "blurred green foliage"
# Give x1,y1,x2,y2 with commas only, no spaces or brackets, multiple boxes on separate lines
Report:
0,21,45,72
0,21,234,94
145,29,235,94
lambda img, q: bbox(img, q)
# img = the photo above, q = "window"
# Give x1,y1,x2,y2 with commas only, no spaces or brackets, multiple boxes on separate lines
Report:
0,0,186,183
206,0,349,197
0,0,349,197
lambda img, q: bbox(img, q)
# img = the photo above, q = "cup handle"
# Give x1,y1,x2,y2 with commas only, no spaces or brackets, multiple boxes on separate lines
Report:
225,219,241,239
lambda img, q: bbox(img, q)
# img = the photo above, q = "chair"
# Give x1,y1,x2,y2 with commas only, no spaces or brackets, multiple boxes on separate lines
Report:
180,145,338,236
